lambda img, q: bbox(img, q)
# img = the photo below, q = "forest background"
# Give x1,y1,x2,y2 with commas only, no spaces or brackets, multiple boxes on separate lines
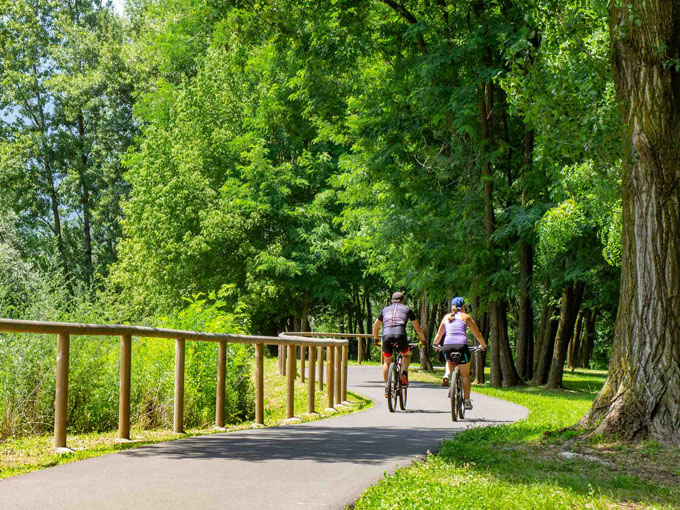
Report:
0,0,625,439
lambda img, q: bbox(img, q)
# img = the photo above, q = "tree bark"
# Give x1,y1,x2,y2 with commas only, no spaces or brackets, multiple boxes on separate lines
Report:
516,241,534,380
546,281,586,389
488,302,502,387
568,311,584,370
532,304,559,385
578,309,596,368
498,299,522,387
580,0,680,444
418,289,433,371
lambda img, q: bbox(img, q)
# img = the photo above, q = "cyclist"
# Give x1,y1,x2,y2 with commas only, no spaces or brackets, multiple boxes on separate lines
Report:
373,291,427,398
433,297,487,409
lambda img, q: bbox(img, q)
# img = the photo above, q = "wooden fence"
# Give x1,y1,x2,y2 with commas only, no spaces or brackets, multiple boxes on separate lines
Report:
0,319,348,449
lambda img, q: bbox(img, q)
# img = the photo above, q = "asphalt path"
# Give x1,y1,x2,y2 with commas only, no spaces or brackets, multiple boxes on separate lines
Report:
1,365,527,509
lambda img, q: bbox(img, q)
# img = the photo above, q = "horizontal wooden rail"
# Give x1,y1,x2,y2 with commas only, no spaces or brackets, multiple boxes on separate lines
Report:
285,331,372,339
0,319,347,347
0,318,348,449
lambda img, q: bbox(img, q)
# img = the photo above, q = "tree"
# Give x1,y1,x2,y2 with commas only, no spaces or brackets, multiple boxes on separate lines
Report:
580,0,680,444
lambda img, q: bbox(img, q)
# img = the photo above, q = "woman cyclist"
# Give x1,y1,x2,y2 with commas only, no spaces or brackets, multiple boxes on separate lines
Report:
433,297,487,410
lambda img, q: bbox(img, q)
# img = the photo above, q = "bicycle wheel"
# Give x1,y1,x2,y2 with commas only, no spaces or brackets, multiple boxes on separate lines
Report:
450,367,459,422
457,374,466,419
399,372,407,410
386,362,398,413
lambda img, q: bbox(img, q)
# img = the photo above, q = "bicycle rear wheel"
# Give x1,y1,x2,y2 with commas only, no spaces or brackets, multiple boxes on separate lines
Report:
450,367,459,422
457,374,466,419
387,362,398,413
399,374,407,410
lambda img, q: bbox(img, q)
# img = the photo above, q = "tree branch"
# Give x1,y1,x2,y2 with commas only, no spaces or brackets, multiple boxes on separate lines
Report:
377,0,427,51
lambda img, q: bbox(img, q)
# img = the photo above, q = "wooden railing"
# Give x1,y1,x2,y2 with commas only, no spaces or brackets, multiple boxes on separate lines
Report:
0,319,349,449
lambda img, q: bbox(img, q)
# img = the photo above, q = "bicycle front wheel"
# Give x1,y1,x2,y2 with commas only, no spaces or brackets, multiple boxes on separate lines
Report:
387,362,398,413
450,367,459,422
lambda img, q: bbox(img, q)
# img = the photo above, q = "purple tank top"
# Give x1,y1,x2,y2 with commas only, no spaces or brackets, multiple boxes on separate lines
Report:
443,313,467,345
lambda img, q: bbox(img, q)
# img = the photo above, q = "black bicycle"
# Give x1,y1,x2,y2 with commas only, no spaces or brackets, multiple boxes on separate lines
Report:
435,345,483,421
382,341,420,412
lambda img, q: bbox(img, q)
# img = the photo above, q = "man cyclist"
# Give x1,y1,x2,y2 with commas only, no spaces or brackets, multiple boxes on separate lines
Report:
373,292,427,398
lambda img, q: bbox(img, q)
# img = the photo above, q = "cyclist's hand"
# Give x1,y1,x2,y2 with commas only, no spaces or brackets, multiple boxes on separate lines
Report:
418,341,425,349
373,338,380,346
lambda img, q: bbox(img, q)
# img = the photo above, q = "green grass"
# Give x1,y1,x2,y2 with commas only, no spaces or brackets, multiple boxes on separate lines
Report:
353,368,680,510
0,356,371,479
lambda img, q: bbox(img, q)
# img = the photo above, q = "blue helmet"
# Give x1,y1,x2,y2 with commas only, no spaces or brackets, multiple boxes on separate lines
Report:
451,296,465,308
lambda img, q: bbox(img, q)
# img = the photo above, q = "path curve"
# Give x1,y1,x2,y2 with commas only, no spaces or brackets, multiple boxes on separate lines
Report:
1,366,527,509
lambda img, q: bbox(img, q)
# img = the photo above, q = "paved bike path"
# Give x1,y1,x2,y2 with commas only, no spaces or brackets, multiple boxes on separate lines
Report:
1,366,527,509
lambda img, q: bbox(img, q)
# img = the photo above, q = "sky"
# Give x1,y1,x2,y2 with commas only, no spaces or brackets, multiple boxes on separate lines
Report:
112,0,125,15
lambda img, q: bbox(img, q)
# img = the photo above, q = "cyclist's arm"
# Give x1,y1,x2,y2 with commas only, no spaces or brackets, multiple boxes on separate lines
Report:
410,319,427,344
463,314,487,349
372,318,382,342
433,319,446,346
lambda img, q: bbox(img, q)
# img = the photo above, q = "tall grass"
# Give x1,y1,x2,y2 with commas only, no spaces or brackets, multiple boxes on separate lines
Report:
0,283,254,440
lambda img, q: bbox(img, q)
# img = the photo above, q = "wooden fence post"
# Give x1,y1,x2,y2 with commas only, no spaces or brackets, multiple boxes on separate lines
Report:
317,346,324,391
334,345,342,407
255,343,264,426
298,346,304,383
118,334,131,440
341,343,348,402
286,344,296,419
307,345,316,414
215,340,227,428
174,338,185,433
358,337,362,365
326,346,335,410
54,332,70,448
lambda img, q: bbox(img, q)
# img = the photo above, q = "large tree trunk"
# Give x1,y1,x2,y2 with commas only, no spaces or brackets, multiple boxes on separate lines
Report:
567,311,584,370
77,111,93,275
532,304,559,385
516,241,534,380
488,302,502,387
546,281,586,389
533,298,551,375
578,309,596,368
475,308,489,384
498,299,522,387
580,0,680,444
418,290,434,371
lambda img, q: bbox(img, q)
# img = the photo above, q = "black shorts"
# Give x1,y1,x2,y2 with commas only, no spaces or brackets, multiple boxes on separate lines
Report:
382,335,410,356
442,344,470,364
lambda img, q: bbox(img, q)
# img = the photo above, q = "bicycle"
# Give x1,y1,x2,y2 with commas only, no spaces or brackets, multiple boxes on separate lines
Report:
377,340,420,412
435,345,483,421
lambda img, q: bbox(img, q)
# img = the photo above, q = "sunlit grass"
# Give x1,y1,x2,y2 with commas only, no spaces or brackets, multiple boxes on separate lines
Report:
353,367,680,509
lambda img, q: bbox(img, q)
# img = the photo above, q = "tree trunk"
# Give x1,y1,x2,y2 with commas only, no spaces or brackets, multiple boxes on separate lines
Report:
578,309,596,368
568,311,584,370
498,299,522,387
418,289,433,371
516,241,534,380
488,302,502,387
533,300,551,375
475,307,488,384
532,305,559,385
580,0,680,444
77,111,93,275
546,281,586,389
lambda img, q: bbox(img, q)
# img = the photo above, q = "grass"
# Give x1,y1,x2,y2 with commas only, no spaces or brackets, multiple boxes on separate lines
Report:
0,356,371,479
352,367,680,510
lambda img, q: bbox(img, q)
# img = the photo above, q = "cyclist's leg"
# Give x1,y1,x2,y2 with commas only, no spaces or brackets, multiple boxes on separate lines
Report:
397,336,410,383
381,338,393,384
459,362,472,399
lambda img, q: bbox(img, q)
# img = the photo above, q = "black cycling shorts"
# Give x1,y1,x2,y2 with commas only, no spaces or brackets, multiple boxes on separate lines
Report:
442,344,470,364
382,335,410,356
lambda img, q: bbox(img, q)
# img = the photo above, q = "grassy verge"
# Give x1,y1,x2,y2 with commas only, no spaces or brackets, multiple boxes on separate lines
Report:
0,356,371,479
353,367,680,509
